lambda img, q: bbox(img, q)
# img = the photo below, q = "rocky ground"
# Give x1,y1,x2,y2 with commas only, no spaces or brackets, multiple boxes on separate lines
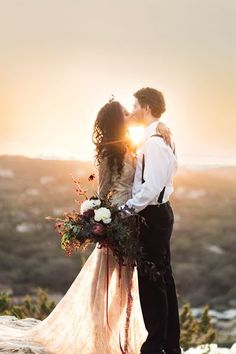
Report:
0,316,46,353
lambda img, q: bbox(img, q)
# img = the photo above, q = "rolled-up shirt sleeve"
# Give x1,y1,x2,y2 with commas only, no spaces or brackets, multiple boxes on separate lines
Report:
126,138,169,212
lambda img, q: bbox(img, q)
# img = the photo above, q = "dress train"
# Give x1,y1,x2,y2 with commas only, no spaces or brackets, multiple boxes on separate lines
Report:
0,246,147,354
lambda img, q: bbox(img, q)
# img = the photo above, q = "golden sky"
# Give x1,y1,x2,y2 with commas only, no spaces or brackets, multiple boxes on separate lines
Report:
0,0,236,164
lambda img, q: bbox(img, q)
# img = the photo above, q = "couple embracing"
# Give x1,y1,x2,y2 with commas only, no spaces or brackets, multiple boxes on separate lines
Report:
0,87,181,354
95,87,180,354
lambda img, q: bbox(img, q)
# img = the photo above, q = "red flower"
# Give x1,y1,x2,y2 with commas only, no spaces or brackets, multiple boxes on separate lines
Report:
92,223,106,236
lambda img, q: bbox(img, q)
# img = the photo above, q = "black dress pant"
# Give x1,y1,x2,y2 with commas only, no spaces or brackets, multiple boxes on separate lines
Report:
137,202,180,354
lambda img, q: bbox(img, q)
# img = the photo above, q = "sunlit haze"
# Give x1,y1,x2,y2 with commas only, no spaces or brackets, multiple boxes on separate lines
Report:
128,126,145,147
1,0,236,165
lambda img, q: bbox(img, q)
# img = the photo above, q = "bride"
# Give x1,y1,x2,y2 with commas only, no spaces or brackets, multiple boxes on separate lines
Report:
0,100,171,354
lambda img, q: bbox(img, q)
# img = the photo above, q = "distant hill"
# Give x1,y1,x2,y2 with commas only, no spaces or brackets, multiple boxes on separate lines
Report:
0,155,235,310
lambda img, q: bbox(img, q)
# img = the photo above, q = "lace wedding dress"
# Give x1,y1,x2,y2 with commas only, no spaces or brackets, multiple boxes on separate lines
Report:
0,151,147,354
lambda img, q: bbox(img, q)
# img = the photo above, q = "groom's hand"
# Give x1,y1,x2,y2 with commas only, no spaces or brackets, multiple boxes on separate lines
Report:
118,204,134,218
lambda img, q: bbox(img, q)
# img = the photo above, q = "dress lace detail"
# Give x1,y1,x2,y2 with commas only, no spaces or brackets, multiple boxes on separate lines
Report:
98,150,136,207
0,152,147,354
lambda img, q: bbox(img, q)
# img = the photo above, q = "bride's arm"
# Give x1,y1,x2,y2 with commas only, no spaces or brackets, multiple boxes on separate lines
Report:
156,122,173,147
157,122,176,153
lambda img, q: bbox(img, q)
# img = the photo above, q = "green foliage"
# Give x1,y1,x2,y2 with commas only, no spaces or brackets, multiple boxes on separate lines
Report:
0,292,11,312
180,303,216,350
0,288,56,320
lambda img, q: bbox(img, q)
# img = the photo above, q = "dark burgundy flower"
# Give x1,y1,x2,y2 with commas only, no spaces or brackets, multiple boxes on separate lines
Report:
83,209,95,218
92,223,106,236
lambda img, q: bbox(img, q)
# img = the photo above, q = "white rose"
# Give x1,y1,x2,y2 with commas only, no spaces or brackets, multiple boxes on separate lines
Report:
94,207,112,223
81,199,101,214
103,217,112,224
92,199,102,208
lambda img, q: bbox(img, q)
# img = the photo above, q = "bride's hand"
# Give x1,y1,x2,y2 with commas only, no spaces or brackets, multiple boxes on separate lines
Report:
156,122,172,146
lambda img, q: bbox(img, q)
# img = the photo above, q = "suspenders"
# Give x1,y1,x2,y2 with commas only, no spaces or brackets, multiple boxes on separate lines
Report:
141,153,166,204
141,154,145,184
141,134,175,204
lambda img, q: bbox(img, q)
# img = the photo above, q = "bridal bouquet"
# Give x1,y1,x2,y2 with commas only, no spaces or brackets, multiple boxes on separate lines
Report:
46,174,142,266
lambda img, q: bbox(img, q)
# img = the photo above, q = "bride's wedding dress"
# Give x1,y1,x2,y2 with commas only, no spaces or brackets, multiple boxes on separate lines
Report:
0,152,147,354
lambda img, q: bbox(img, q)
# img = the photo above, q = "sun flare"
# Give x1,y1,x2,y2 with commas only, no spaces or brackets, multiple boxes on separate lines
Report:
128,125,145,146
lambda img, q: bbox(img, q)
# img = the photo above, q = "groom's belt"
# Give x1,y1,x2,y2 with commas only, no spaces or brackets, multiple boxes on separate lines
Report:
139,201,170,215
157,200,169,207
148,200,170,208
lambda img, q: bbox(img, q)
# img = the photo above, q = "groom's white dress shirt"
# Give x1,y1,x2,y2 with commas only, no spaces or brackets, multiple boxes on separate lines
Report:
126,121,178,213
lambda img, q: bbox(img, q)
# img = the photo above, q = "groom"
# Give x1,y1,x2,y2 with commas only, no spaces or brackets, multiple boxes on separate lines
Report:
125,87,181,354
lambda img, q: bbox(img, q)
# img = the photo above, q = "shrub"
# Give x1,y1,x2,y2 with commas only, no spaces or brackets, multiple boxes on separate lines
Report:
0,288,55,320
180,303,216,350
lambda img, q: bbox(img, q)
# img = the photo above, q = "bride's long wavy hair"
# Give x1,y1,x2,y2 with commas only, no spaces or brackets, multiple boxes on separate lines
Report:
92,100,127,176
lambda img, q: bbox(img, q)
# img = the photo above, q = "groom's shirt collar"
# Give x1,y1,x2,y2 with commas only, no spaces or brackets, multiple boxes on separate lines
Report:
144,120,160,141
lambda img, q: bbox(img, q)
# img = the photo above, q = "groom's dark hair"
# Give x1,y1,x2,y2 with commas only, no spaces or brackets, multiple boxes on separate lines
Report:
134,87,166,118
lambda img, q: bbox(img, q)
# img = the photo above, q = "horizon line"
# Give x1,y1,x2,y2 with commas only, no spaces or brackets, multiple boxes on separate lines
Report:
1,153,236,168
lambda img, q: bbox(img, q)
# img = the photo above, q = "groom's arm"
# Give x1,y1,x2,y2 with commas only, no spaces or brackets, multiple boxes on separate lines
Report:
126,138,169,213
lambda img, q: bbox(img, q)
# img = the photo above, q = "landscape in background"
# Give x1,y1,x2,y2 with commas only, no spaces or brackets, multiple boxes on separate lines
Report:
0,154,235,345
